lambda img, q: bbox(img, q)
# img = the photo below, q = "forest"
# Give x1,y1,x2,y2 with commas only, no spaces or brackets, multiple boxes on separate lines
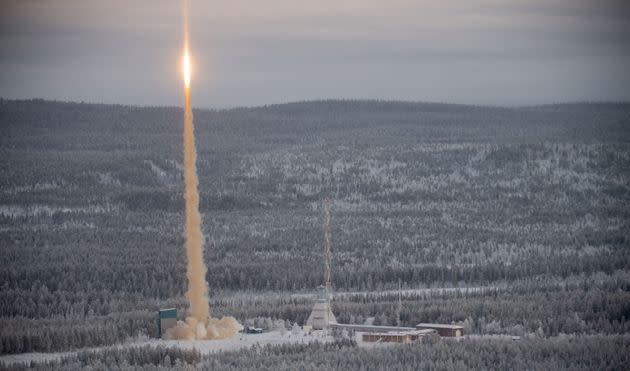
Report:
0,99,629,367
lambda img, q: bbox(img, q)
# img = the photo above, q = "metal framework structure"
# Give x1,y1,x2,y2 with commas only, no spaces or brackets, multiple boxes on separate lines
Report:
323,197,333,293
306,197,337,330
396,279,402,327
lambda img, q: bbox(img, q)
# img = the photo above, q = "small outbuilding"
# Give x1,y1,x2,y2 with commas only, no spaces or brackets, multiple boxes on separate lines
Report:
245,326,264,334
158,308,177,338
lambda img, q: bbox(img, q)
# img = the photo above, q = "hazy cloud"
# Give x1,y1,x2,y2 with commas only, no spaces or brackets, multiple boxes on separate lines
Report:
1,0,629,107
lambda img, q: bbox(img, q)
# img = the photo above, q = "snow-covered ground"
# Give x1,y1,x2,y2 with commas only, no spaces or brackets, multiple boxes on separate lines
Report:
0,329,576,367
0,330,334,367
143,329,334,353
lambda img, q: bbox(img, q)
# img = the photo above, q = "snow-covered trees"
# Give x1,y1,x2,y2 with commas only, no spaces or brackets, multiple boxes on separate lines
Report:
1,100,629,355
6,336,629,370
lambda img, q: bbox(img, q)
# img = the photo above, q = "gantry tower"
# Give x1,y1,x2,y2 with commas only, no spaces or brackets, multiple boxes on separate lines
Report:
306,197,337,329
323,197,333,296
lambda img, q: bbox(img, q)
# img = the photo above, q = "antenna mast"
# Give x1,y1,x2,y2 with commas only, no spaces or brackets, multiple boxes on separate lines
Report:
324,197,333,292
397,279,402,327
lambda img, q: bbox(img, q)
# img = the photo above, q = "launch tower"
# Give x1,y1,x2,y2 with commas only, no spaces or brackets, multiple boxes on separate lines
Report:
306,198,337,329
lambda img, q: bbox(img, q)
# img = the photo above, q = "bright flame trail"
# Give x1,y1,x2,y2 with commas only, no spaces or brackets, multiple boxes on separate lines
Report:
167,0,241,340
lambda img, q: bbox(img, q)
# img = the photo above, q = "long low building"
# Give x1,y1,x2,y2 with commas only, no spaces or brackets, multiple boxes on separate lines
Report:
362,329,436,343
329,323,463,340
416,323,464,337
330,323,416,333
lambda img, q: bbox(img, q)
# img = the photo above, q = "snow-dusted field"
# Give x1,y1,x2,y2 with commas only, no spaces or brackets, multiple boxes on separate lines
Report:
0,328,410,367
145,329,334,353
0,330,334,367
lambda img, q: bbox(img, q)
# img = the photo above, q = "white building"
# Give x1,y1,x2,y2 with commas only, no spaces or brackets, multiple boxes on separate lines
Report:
306,285,336,330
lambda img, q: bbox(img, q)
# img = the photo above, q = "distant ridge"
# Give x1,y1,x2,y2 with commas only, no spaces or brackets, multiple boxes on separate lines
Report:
2,97,628,114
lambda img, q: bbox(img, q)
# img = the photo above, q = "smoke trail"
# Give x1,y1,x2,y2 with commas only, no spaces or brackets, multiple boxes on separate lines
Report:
182,61,209,325
166,0,242,340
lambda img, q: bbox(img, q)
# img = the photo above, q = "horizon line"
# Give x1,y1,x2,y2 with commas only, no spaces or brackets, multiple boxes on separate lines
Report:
2,96,629,112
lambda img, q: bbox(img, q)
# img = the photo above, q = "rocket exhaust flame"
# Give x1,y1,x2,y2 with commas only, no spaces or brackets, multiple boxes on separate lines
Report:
183,50,191,88
166,0,242,340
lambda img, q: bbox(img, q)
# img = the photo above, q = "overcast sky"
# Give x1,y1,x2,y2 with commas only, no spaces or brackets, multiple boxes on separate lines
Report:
1,0,629,107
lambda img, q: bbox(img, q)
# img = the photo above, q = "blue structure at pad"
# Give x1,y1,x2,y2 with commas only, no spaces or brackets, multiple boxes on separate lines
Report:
158,308,177,337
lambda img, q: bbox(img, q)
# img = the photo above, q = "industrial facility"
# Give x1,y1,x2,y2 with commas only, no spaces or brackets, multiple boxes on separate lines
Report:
304,198,466,343
157,197,466,344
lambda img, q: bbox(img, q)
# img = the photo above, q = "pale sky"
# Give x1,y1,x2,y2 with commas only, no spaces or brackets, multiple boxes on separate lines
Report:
1,0,629,107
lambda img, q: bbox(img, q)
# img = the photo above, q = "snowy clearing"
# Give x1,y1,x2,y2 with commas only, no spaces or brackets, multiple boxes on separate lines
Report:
0,330,334,367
